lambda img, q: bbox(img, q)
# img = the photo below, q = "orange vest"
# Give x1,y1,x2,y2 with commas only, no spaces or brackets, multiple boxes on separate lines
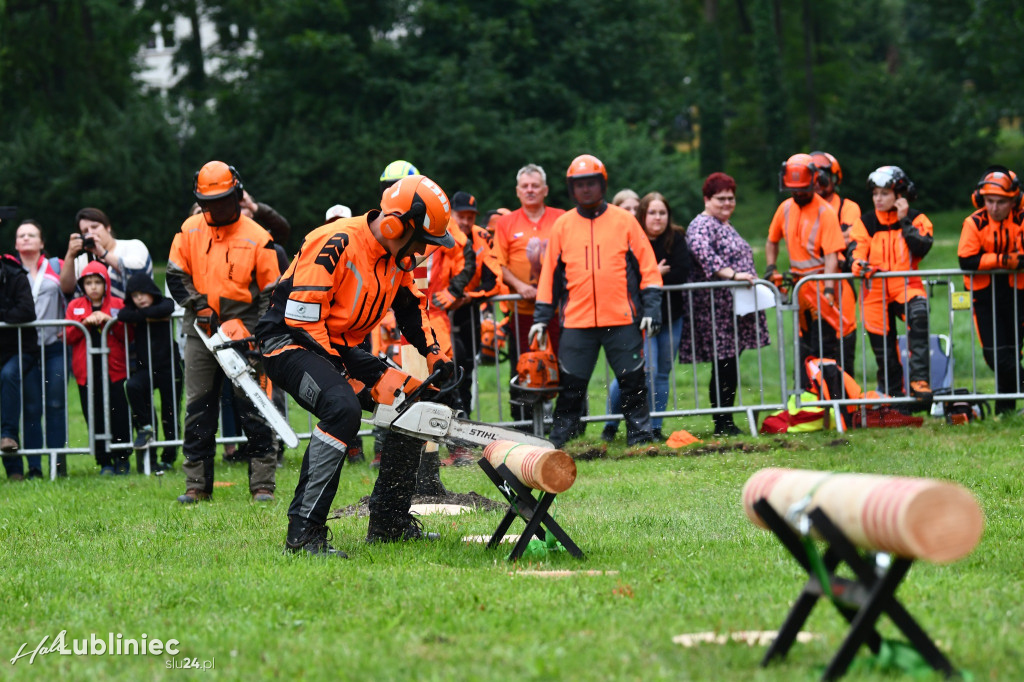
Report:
767,194,845,276
537,204,663,329
260,214,434,357
167,213,281,331
957,207,1024,290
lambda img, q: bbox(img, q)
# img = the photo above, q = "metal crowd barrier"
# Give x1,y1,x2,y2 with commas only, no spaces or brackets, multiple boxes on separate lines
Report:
3,268,1022,480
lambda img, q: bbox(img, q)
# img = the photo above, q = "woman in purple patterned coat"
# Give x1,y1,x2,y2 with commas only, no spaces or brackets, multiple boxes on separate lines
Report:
681,172,770,435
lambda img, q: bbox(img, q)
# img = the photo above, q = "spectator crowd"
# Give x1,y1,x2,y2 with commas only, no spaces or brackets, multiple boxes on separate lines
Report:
2,153,1023,494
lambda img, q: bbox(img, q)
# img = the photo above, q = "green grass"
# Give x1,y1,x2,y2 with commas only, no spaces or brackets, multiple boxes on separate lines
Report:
2,419,1022,680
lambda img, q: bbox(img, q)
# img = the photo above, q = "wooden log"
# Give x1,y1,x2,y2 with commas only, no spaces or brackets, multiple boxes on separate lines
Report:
742,468,984,564
483,440,577,494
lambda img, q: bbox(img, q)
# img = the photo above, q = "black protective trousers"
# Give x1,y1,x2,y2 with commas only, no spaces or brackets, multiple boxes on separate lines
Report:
262,347,424,531
549,325,652,447
866,297,929,396
973,284,1024,414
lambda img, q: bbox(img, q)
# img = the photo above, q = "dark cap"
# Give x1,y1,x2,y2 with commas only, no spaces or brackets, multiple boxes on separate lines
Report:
451,191,478,213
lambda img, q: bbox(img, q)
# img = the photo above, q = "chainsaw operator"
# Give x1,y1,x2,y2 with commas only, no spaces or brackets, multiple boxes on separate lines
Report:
166,160,282,504
256,174,457,558
530,154,663,448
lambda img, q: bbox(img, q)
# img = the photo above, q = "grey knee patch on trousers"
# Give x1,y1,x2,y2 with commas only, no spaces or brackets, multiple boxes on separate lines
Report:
299,372,322,408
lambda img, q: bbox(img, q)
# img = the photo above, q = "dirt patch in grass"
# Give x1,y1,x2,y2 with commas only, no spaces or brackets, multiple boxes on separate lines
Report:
331,490,505,518
562,436,805,461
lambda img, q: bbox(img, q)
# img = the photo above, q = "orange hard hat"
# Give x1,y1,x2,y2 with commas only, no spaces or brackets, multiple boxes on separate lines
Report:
778,153,819,192
379,174,454,248
809,150,842,186
194,161,242,201
566,154,608,182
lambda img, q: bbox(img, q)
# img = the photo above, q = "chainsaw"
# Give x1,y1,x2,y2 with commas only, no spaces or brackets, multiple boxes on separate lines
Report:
369,368,555,450
194,320,299,449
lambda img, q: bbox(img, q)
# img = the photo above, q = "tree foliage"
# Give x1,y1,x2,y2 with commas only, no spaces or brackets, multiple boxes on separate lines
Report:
0,0,1018,255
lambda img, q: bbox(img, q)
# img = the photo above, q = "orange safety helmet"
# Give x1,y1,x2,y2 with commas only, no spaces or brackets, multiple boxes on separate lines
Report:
809,150,842,187
971,165,1022,208
379,174,454,248
194,160,243,226
778,153,820,192
566,154,608,198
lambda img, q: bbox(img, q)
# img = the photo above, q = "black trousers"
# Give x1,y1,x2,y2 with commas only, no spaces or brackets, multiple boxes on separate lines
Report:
78,380,130,468
125,367,182,465
263,348,424,529
973,285,1024,413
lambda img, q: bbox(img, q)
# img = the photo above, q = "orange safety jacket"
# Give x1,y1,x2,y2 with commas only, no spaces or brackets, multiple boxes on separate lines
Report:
957,206,1024,291
824,193,861,271
768,194,855,336
256,212,438,363
167,213,281,335
850,207,933,303
534,203,663,329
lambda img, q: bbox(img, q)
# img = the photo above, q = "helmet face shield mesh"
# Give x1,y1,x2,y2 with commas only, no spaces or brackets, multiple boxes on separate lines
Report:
198,194,241,227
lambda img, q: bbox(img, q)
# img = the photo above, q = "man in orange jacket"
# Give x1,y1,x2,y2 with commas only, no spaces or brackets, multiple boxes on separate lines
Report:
958,166,1024,414
256,174,455,557
531,154,663,447
766,153,856,385
493,164,566,425
166,161,282,504
850,166,933,401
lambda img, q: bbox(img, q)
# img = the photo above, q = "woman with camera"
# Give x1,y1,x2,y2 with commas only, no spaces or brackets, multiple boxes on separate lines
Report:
59,207,153,301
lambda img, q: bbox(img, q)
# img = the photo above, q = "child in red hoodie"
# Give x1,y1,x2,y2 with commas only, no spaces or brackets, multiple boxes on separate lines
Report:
66,261,133,474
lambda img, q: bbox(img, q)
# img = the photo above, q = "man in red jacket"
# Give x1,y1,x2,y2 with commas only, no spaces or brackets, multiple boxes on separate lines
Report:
531,155,663,447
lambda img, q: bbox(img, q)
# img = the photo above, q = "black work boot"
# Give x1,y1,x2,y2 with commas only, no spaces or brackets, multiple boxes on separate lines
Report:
366,513,440,544
285,517,348,558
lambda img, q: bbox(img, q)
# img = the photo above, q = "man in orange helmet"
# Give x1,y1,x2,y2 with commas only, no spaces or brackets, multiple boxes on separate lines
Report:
531,154,663,447
256,174,456,557
765,153,856,384
167,161,282,504
850,166,933,401
958,166,1024,414
810,151,861,258
493,164,566,426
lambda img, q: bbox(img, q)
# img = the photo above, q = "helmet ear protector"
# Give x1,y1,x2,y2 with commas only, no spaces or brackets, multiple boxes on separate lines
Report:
809,151,840,189
380,195,427,240
778,153,820,193
971,165,1021,209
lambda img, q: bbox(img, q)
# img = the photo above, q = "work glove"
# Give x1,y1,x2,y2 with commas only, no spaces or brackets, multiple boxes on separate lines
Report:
764,264,784,288
854,260,878,279
527,322,548,348
371,367,426,406
822,287,836,308
639,316,661,337
425,345,455,382
431,289,458,310
195,307,219,336
1000,253,1021,270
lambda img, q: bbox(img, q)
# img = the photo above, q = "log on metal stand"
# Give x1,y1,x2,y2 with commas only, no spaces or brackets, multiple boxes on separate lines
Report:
753,498,959,681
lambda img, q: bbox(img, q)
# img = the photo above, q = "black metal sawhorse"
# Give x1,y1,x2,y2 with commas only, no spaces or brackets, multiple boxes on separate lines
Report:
753,498,960,681
478,457,584,562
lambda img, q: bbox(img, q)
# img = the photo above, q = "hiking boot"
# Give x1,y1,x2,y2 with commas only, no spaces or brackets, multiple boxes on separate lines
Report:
600,425,617,442
366,514,440,544
910,380,933,401
652,428,665,442
252,488,275,503
114,459,131,476
26,468,43,480
133,425,155,451
99,466,116,476
177,489,211,504
285,518,348,558
713,420,743,437
0,437,18,453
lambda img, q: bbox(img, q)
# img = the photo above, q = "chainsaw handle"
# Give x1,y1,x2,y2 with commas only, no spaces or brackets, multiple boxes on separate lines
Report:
394,366,465,418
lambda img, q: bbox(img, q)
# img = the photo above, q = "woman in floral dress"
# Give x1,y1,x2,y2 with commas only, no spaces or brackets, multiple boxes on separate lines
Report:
681,172,770,435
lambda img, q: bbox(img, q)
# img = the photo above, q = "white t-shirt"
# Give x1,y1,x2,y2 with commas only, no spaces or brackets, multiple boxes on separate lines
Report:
73,238,152,301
